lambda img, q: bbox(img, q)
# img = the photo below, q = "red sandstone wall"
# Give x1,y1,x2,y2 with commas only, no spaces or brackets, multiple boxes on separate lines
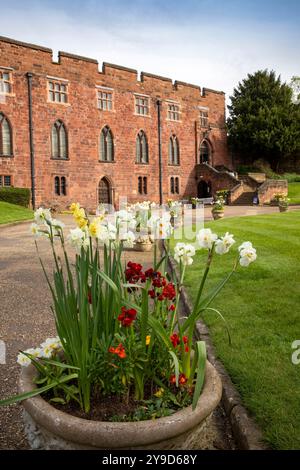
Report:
0,36,230,210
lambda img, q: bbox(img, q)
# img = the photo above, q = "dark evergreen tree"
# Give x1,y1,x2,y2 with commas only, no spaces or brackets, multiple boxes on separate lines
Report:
227,70,300,171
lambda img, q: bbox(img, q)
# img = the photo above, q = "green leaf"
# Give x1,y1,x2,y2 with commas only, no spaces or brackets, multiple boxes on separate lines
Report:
201,307,232,345
148,316,172,349
192,341,206,410
169,351,179,387
0,373,78,407
50,397,66,404
40,358,80,370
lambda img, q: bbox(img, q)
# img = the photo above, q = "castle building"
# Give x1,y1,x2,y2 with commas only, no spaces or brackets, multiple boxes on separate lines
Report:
0,35,232,210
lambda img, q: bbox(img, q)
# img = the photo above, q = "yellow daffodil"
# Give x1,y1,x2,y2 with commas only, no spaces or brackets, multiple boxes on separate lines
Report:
70,202,80,213
154,388,164,398
73,207,86,221
77,217,88,229
146,335,151,346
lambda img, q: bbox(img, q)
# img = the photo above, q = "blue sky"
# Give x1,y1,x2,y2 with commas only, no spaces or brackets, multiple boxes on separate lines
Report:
0,0,299,102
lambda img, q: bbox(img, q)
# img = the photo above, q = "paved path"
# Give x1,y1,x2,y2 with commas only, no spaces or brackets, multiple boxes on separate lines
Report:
0,205,299,449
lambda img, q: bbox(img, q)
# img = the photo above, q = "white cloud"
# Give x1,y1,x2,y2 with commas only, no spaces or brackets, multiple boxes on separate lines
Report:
0,3,298,107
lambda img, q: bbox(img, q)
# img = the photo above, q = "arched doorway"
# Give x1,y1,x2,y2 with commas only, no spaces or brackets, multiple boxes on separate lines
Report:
197,180,211,198
98,177,112,205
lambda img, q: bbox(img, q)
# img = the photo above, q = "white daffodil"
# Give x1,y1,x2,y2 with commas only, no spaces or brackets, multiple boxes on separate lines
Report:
215,232,235,255
30,223,42,237
107,222,117,240
174,242,196,266
238,241,253,252
17,348,41,367
98,223,117,244
122,231,136,248
147,214,172,239
41,336,62,351
239,246,257,267
68,227,87,250
34,207,52,224
40,345,53,358
116,210,136,230
50,219,65,231
197,228,218,250
25,347,43,359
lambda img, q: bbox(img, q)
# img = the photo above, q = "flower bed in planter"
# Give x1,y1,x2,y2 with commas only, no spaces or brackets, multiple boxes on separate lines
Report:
20,361,221,449
0,202,257,450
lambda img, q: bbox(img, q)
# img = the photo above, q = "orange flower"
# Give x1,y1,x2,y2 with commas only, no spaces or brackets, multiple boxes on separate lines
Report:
108,343,126,359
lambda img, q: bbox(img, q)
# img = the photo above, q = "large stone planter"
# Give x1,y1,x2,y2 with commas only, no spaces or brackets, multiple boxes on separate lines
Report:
212,210,224,220
19,361,222,450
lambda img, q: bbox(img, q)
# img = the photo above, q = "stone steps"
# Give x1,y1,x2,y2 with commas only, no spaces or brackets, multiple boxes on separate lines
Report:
233,191,256,205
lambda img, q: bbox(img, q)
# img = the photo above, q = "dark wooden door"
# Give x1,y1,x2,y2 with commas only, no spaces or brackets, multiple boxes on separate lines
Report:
197,180,211,198
98,177,111,204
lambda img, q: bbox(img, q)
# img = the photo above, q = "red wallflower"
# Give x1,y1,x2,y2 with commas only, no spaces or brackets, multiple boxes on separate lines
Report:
109,343,126,359
145,268,154,278
169,373,187,386
125,261,143,284
169,374,176,384
148,289,156,299
162,283,176,301
179,373,187,385
183,336,189,352
118,306,137,327
170,333,180,347
152,277,163,288
169,304,175,311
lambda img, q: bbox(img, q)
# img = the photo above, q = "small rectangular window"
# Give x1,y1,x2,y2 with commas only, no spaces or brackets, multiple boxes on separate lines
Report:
138,176,143,194
0,70,12,94
167,104,180,121
138,176,148,194
54,176,60,195
135,95,149,116
170,177,179,194
48,80,68,103
97,90,113,111
200,110,209,127
143,177,147,195
3,175,11,186
61,176,67,196
170,177,174,194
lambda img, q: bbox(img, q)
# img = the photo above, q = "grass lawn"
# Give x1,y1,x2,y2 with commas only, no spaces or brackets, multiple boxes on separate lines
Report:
0,201,33,224
288,182,300,204
172,211,300,449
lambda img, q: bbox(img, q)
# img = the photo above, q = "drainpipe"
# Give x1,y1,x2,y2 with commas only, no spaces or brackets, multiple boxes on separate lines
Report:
27,73,36,209
156,99,163,205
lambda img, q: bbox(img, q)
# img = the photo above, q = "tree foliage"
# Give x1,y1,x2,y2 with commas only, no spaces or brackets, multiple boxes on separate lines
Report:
227,70,300,170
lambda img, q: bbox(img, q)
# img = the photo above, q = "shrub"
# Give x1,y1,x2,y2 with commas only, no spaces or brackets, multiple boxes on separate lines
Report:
0,187,31,207
236,165,256,175
282,173,300,183
252,159,281,179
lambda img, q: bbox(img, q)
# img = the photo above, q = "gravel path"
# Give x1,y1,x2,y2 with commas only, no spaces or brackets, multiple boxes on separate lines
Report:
1,204,292,449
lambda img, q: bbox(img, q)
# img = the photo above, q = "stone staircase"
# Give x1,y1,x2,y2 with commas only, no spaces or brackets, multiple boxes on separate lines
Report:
232,190,256,205
233,175,258,205
195,162,287,205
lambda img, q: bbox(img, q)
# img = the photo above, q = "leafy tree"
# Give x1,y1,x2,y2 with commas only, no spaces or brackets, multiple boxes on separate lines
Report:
227,70,300,171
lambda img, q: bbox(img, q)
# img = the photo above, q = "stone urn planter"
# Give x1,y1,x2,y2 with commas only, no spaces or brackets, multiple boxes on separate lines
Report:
19,361,222,450
212,210,224,220
279,205,289,213
133,239,153,252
